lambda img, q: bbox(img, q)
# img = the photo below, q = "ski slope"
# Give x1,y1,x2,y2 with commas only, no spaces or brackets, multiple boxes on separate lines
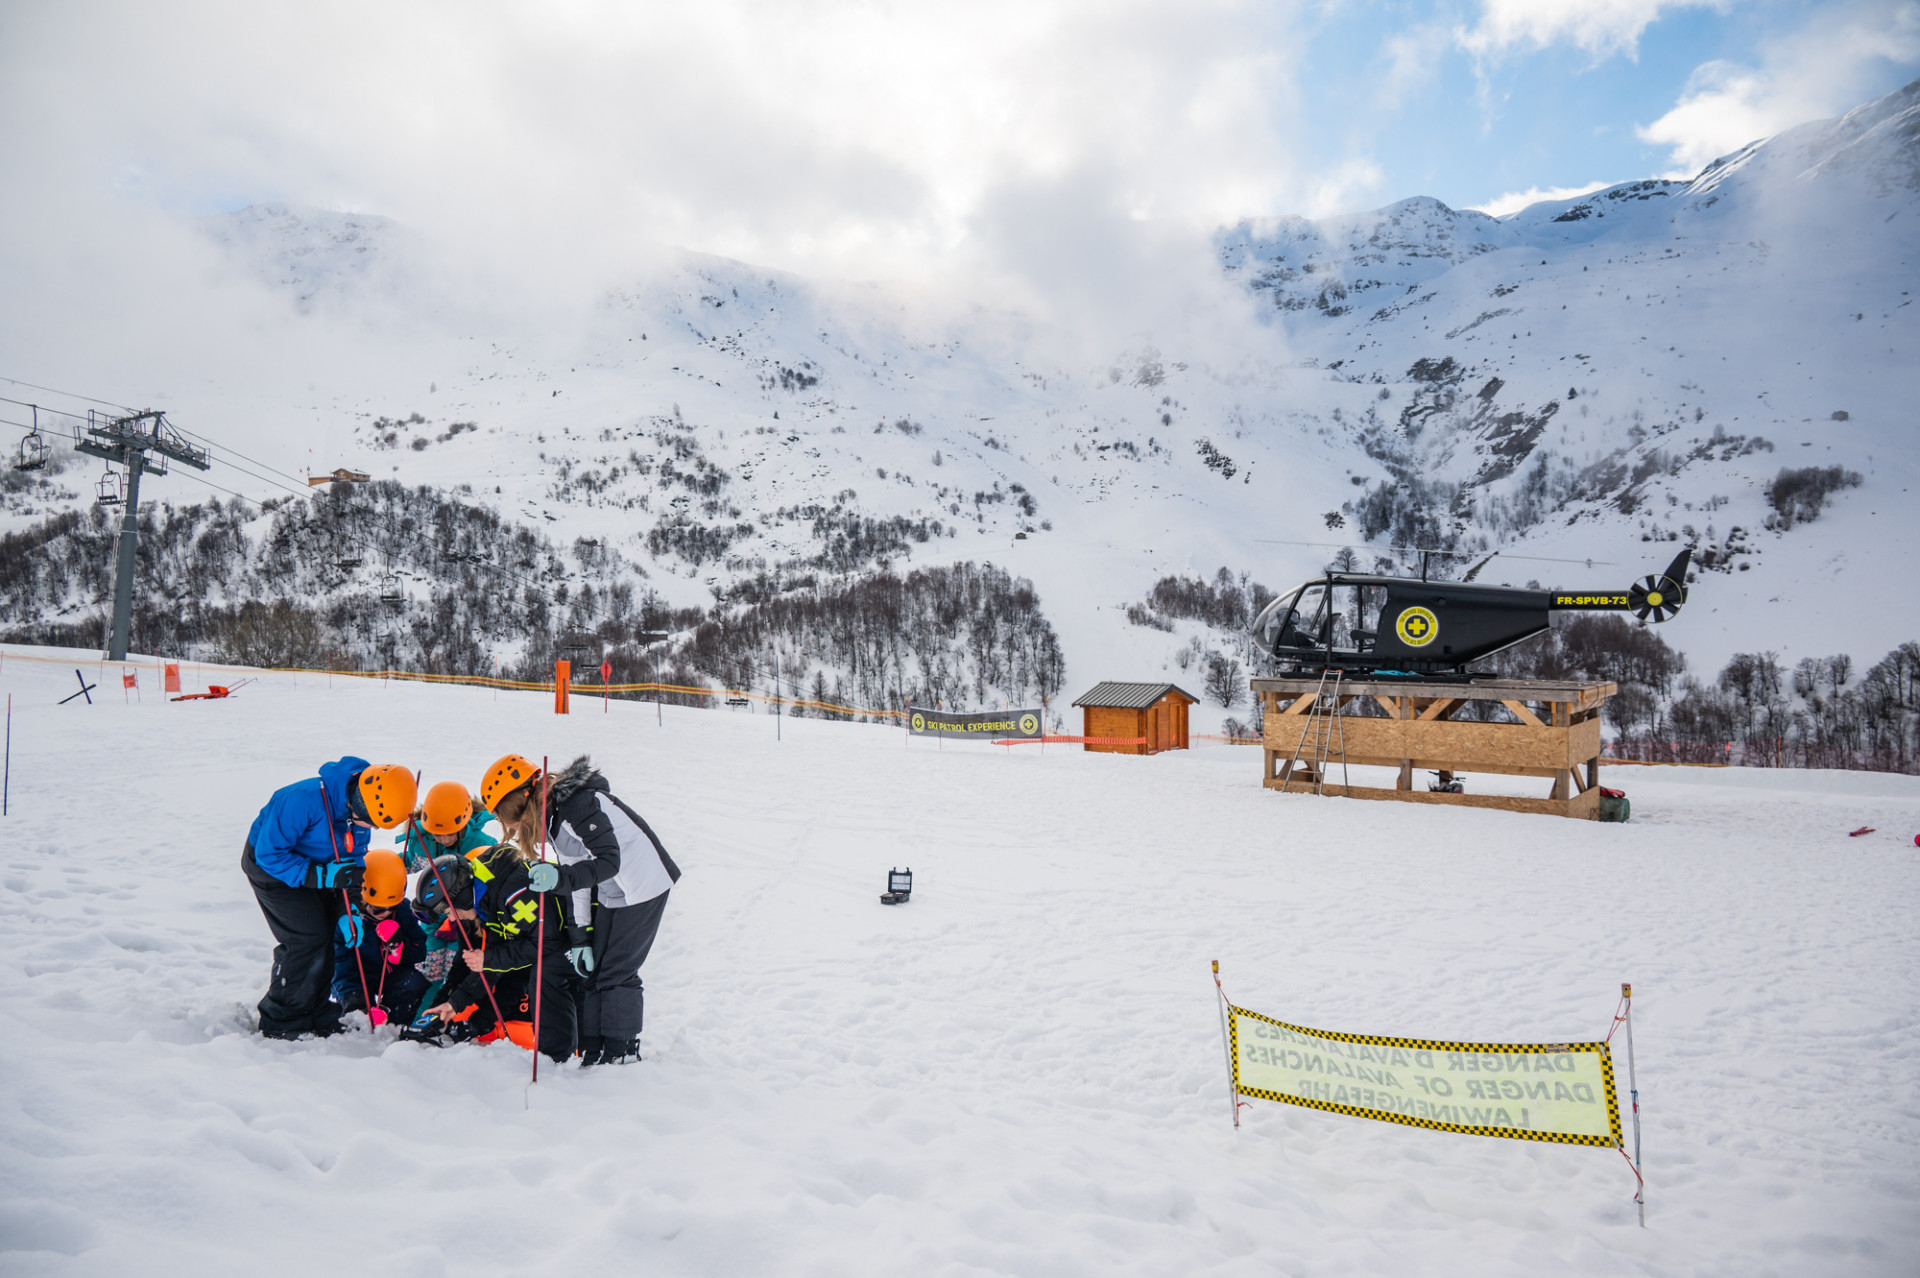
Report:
2,646,1916,1276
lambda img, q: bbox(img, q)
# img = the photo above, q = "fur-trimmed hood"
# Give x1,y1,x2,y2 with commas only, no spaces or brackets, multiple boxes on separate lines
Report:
549,754,602,806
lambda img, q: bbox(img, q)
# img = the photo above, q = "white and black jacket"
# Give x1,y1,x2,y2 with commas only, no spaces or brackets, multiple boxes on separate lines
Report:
545,756,680,920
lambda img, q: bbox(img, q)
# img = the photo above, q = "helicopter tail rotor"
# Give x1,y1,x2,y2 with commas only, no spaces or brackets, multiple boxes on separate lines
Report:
1628,548,1691,623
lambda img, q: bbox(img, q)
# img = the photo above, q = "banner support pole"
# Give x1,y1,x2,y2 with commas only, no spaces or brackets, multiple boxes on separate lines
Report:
1212,961,1239,1130
1622,982,1643,1226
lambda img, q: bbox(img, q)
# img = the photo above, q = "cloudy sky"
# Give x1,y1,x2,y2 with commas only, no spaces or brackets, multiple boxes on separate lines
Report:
2,0,1916,293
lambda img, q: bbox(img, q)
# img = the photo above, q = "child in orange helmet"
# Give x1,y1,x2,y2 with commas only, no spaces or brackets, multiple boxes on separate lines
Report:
397,780,500,870
331,849,430,1026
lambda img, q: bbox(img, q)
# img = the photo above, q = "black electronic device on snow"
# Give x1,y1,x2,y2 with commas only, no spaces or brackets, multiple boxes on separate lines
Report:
1249,548,1692,678
881,867,913,905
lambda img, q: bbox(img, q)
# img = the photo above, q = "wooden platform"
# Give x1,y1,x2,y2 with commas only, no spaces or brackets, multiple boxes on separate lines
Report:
1252,675,1617,820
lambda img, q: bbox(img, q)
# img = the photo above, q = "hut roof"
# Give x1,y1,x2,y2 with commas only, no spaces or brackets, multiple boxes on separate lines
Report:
1071,681,1198,709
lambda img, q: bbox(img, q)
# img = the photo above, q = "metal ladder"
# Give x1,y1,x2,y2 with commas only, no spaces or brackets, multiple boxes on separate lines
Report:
1283,669,1347,795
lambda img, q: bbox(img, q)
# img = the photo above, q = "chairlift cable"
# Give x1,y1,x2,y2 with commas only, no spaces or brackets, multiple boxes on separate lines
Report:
1253,538,1613,567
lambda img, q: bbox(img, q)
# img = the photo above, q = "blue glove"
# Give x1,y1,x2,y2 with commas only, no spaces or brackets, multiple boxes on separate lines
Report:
568,946,595,978
526,862,560,893
307,862,362,894
337,910,365,948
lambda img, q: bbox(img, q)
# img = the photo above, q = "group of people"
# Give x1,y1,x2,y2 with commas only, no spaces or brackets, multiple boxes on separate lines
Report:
242,752,679,1067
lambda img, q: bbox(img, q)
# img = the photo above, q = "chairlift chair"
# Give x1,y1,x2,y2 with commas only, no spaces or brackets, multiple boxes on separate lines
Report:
379,571,404,604
14,429,49,473
95,468,125,505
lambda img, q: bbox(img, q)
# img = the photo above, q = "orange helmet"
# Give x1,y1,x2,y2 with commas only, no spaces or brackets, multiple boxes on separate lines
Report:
361,849,407,908
357,765,417,829
480,754,539,812
421,781,474,837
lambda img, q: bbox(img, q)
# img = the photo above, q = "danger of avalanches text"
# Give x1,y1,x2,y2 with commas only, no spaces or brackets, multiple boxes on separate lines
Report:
1234,1016,1614,1140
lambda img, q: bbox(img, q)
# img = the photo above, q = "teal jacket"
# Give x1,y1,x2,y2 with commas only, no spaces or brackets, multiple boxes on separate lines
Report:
396,807,502,871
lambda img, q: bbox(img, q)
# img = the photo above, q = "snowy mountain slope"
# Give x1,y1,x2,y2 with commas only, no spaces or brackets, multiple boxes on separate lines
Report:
6,81,1917,701
197,203,426,316
1210,77,1920,667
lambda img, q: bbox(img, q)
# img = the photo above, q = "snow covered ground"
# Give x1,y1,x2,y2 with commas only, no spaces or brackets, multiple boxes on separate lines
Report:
2,645,1917,1276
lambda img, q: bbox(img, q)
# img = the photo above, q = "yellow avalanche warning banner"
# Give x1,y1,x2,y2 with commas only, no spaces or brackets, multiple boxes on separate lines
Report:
1229,1006,1623,1147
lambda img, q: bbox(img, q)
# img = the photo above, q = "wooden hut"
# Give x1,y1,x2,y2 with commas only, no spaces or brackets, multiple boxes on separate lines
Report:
1072,682,1197,754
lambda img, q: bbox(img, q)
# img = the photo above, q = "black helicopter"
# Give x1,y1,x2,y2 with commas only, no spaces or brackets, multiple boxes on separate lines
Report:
1249,547,1692,678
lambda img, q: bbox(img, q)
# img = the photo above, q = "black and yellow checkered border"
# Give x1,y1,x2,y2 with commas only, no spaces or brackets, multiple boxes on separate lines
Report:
1228,1004,1623,1149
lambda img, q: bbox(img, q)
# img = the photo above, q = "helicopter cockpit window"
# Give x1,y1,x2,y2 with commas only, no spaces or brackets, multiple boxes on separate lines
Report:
1347,584,1388,650
1280,585,1331,649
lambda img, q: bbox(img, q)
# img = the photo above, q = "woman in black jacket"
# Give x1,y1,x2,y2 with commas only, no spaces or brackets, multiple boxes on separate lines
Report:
482,753,678,1066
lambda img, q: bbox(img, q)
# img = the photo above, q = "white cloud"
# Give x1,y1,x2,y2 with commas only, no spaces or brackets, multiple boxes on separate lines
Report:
1458,0,1726,59
1469,179,1615,217
1637,1,1920,176
0,0,1322,316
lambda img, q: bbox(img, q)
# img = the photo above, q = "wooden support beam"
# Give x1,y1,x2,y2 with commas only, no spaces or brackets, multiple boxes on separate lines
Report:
1320,755,1583,781
1501,699,1545,729
1419,698,1462,721
1265,777,1601,819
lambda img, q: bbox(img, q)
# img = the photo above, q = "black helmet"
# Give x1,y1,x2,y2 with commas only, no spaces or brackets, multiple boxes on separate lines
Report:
415,854,475,914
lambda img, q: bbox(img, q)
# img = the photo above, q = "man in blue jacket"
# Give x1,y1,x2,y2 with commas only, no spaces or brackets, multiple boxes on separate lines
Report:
242,757,416,1038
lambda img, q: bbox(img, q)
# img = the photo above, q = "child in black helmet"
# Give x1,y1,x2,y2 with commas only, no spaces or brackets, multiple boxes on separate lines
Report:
417,843,577,1063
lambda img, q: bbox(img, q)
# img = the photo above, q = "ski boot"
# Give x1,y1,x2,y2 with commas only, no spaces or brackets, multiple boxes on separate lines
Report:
598,1036,641,1065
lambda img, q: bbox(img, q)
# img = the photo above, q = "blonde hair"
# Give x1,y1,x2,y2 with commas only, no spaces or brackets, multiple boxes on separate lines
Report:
505,776,550,862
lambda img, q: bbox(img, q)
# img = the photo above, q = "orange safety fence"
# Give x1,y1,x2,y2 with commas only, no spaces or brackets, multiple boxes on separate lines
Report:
0,645,915,722
992,735,1147,747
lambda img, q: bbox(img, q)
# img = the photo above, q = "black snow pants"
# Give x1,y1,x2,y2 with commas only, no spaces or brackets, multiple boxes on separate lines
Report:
579,890,669,1042
243,843,344,1037
476,961,579,1064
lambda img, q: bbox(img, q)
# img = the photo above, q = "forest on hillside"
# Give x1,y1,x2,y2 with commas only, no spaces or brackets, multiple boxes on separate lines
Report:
1,479,1066,715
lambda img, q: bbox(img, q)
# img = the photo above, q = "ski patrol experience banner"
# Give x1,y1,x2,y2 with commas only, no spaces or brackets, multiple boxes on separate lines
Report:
1229,1005,1623,1146
908,706,1043,739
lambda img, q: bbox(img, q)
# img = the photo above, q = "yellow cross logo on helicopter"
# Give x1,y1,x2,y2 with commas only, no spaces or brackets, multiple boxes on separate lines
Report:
1396,607,1439,647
